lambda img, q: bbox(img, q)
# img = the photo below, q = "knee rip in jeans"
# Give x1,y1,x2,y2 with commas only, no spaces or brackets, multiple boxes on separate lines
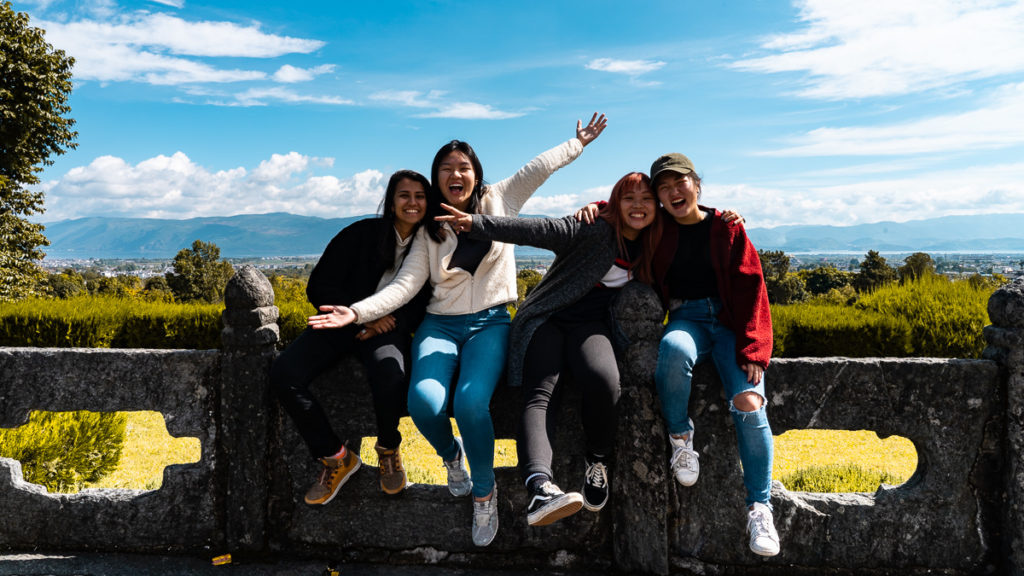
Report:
730,391,766,415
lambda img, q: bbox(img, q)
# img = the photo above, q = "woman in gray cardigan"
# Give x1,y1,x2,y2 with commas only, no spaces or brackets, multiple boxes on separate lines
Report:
437,171,661,526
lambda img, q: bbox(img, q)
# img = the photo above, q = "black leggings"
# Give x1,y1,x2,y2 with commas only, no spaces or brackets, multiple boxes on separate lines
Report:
271,324,411,458
517,318,621,482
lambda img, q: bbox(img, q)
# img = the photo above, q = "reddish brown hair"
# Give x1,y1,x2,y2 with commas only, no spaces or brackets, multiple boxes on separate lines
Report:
599,172,663,284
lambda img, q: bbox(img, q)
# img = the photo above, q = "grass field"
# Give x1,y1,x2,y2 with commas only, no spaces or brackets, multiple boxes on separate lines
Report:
81,412,916,493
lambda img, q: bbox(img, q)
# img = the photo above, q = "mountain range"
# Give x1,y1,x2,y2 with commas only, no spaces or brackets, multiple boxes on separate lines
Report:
40,212,1024,259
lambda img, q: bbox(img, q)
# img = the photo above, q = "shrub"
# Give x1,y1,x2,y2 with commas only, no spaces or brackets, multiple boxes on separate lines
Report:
0,295,221,349
778,464,904,493
0,411,127,493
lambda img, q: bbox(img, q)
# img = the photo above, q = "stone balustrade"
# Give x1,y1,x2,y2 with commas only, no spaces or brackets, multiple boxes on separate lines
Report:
1,266,1021,575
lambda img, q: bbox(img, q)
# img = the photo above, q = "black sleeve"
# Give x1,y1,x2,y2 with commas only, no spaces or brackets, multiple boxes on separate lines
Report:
469,214,579,254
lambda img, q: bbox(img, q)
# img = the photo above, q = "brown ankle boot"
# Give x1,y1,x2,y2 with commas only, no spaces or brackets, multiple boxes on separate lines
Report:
375,443,407,495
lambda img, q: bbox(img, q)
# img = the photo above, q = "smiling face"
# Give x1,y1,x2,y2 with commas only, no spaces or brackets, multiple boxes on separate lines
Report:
392,178,427,236
618,184,657,240
436,151,476,211
655,171,702,224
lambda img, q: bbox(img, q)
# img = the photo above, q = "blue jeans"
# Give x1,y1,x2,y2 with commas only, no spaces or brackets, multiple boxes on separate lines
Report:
407,306,510,498
654,297,773,507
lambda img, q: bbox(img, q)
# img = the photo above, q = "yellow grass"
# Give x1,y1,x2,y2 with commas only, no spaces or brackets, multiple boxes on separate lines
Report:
773,429,917,485
86,411,199,491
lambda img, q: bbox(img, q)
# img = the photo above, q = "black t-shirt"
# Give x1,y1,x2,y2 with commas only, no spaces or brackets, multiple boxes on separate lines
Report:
447,233,492,275
668,211,718,301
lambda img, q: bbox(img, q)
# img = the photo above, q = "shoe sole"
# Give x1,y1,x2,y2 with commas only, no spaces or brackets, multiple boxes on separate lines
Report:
527,493,584,526
380,471,407,495
750,545,780,557
674,474,698,487
305,458,362,506
582,497,607,512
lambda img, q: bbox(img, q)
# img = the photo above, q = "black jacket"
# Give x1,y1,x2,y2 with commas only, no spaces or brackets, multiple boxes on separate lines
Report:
307,217,430,332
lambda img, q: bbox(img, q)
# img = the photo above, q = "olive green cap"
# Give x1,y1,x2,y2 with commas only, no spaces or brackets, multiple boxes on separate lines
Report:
650,153,696,184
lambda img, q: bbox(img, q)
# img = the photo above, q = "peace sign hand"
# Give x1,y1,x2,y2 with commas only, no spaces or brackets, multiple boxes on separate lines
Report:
435,203,474,234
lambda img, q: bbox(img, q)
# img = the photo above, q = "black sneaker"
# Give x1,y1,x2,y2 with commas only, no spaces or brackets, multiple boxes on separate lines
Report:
582,460,609,512
526,481,584,526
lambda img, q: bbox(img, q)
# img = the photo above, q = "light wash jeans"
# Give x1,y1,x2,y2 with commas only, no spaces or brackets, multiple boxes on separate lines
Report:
407,305,510,498
654,297,773,507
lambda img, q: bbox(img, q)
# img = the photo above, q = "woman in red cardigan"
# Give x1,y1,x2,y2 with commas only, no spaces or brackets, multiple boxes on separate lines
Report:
648,153,779,557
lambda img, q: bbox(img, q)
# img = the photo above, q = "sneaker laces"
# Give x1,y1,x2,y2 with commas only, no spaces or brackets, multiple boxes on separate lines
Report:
670,445,699,471
379,452,396,475
586,462,607,488
748,507,773,537
474,497,496,524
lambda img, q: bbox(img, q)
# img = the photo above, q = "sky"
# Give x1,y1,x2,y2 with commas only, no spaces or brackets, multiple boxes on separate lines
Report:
13,0,1024,229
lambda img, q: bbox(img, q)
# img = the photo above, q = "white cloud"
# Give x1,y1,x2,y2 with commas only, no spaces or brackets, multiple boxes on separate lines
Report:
586,58,665,76
273,64,336,83
762,82,1024,156
707,161,1024,228
151,0,185,7
370,90,446,108
38,12,324,86
225,87,354,107
417,102,523,120
41,152,386,221
731,0,1024,99
522,186,613,217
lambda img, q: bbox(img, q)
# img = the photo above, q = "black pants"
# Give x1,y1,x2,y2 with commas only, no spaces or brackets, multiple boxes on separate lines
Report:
271,324,411,458
517,318,621,482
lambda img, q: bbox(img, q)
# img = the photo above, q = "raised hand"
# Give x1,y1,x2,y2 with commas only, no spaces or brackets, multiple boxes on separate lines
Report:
576,113,608,147
435,202,474,234
308,305,356,329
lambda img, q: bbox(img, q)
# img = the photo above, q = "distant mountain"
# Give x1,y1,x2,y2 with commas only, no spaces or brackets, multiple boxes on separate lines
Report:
746,213,1024,253
40,212,1024,259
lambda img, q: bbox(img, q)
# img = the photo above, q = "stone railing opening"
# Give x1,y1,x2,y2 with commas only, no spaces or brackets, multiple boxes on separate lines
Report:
773,429,917,492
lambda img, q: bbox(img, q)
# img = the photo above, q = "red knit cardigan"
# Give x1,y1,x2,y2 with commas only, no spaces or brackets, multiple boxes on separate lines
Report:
651,207,773,369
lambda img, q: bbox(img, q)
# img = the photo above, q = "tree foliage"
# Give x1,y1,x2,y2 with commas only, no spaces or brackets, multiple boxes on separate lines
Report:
898,252,936,284
165,240,235,303
854,250,896,293
0,2,78,301
516,268,543,305
758,250,806,304
800,265,854,296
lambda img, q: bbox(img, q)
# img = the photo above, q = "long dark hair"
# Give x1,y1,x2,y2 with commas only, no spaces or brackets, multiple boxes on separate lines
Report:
598,172,662,284
377,169,430,269
424,140,485,243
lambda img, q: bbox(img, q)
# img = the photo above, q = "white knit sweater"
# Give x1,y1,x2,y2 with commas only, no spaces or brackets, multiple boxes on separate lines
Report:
350,138,585,322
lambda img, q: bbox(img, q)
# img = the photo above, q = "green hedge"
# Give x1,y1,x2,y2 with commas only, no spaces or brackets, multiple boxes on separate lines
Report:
772,275,991,358
0,296,222,349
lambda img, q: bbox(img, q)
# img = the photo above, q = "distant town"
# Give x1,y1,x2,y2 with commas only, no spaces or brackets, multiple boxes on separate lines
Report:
40,251,1024,282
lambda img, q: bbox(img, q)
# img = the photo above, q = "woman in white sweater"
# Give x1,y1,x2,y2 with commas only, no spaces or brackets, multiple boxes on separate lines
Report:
309,113,607,546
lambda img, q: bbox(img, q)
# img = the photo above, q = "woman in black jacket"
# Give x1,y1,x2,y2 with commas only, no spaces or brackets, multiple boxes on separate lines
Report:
271,169,432,503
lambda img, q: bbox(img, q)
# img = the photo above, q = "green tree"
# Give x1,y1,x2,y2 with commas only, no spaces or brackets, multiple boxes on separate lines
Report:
854,250,896,293
42,267,86,298
516,268,543,305
0,3,77,301
165,240,235,303
800,265,854,296
898,252,935,284
758,250,805,304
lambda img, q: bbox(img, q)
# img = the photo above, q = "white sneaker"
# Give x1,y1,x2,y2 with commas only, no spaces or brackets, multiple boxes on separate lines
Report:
669,420,699,487
746,502,780,557
444,437,472,497
472,488,499,546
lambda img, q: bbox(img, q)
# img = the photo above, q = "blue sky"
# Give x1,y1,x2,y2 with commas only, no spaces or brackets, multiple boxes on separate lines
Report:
15,0,1024,229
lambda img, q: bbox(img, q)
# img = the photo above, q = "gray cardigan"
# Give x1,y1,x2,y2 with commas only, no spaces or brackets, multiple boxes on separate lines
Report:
470,214,630,388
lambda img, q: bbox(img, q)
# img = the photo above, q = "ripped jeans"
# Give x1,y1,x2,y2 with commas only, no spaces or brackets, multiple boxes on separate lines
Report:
654,297,773,507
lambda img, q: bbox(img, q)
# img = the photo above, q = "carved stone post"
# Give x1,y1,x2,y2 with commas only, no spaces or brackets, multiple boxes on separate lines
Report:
983,277,1024,576
220,265,279,552
612,281,670,575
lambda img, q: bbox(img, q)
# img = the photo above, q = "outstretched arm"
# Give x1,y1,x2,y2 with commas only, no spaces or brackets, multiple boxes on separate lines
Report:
493,113,607,216
436,203,579,253
309,305,357,329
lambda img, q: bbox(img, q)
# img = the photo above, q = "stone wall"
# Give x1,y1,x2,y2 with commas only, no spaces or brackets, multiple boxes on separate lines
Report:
0,266,1021,576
